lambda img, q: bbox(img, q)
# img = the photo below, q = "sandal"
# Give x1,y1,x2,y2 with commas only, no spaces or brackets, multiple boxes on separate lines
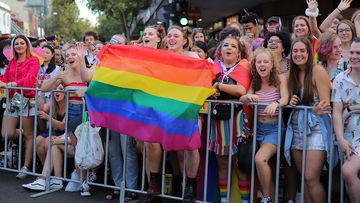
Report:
105,189,120,200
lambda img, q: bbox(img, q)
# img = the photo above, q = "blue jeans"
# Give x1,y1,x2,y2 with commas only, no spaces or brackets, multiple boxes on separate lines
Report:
68,103,83,121
109,131,138,189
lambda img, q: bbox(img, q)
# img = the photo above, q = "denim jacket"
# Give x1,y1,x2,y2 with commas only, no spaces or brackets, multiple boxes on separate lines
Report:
284,109,339,167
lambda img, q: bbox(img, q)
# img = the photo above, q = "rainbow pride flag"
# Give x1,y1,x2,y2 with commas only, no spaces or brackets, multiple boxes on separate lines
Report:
85,45,217,150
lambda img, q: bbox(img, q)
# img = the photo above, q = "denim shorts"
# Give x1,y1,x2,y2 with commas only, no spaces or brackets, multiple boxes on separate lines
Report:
291,111,325,151
256,121,285,146
68,103,83,122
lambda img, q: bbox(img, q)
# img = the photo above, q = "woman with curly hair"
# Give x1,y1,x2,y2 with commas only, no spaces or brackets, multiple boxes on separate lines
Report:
264,31,292,74
240,47,288,203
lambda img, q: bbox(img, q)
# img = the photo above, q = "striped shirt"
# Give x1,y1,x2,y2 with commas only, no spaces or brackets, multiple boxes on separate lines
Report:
255,90,281,116
64,82,87,101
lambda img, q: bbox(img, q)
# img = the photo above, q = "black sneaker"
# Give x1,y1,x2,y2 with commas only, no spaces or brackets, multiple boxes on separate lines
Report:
183,177,196,203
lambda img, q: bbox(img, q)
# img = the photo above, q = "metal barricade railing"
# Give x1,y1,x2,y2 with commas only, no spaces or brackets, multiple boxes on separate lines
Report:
0,87,346,203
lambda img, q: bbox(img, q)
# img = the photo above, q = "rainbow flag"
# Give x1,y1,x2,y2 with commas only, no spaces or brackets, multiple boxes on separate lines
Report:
31,48,45,65
85,45,217,150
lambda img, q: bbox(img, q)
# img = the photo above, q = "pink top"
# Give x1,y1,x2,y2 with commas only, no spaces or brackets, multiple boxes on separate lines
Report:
255,90,281,116
0,56,40,98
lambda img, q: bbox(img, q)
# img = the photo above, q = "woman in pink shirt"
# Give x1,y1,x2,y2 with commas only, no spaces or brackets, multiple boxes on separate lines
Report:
0,34,40,179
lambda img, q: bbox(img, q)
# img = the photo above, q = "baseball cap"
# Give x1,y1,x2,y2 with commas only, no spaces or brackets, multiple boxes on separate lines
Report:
267,16,280,24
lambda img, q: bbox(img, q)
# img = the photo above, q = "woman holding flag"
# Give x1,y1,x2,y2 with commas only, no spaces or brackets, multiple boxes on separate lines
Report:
165,25,202,203
140,25,169,203
210,36,252,203
0,34,40,179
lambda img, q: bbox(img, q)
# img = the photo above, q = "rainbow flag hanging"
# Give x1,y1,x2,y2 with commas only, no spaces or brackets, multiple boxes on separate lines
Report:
85,45,217,150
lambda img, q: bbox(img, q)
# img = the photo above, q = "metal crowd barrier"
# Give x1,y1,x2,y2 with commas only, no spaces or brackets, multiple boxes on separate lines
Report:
0,87,346,203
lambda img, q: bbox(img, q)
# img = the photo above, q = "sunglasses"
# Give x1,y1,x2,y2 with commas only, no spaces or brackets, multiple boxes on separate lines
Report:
109,38,119,45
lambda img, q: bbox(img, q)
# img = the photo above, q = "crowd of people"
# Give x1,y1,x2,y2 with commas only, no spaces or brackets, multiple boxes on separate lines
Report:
0,0,360,202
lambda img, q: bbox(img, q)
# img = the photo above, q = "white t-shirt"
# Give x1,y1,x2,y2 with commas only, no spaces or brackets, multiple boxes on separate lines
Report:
37,65,61,100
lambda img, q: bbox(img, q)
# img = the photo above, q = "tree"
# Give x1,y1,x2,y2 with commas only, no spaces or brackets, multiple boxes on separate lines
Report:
44,0,94,41
85,0,152,37
96,14,124,41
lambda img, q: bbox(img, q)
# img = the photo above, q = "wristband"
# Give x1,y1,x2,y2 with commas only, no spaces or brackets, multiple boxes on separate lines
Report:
305,8,319,17
276,100,280,104
337,7,342,12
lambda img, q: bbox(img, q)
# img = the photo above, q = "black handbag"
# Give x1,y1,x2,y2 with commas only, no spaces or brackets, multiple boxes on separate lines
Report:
237,137,258,174
211,103,231,120
211,103,242,120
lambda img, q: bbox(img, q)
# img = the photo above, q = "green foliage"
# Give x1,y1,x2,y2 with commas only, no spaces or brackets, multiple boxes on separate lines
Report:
85,0,152,37
96,15,124,41
45,0,94,41
86,0,152,20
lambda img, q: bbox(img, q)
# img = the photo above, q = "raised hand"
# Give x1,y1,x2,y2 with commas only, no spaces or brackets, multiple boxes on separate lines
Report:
306,0,318,10
337,0,352,12
75,42,87,60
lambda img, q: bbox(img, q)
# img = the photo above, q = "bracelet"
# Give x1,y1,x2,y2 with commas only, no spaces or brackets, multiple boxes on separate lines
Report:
337,7,342,12
276,100,280,104
216,82,221,92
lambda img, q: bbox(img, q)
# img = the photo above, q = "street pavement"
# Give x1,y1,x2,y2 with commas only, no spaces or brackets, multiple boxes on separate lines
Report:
0,170,180,203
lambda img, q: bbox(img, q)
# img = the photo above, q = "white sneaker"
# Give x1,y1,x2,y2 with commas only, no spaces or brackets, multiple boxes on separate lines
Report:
50,179,63,189
22,179,45,191
65,170,81,192
80,181,91,197
260,197,272,203
16,166,30,179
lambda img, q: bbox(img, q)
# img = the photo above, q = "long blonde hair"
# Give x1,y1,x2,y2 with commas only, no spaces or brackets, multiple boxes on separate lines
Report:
251,47,280,92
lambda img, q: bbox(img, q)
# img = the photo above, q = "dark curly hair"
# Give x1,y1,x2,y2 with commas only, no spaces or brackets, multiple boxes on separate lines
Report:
263,30,291,57
251,47,280,92
82,30,98,42
240,12,259,25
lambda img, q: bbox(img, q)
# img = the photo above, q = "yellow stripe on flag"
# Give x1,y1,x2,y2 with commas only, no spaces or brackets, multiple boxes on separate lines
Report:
93,67,214,105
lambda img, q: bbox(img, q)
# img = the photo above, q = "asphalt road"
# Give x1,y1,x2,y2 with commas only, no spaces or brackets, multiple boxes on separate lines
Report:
0,170,180,203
